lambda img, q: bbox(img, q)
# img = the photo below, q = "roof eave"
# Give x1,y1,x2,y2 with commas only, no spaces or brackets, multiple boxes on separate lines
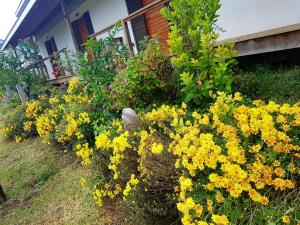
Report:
1,0,38,50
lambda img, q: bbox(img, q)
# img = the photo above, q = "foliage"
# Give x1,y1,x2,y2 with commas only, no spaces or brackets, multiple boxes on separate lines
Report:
111,39,180,110
2,2,300,224
0,39,48,97
90,93,300,225
0,95,50,142
1,105,27,141
161,0,237,106
234,65,300,103
76,24,130,126
57,49,82,75
79,23,128,92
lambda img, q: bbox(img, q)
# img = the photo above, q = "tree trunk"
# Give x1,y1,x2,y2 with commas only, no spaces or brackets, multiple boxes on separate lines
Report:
0,185,7,204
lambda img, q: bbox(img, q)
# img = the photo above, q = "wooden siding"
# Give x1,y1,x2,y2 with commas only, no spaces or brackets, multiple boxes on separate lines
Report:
140,0,169,52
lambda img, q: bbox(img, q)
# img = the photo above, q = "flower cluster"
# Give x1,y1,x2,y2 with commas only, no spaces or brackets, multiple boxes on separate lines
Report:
76,143,93,166
67,79,79,94
123,174,139,200
36,113,56,138
92,92,299,224
1,125,15,137
25,100,41,119
146,93,299,224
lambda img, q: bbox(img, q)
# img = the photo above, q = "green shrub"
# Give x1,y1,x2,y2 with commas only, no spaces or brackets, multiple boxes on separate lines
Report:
79,24,128,93
111,39,180,110
233,65,300,103
161,0,237,106
1,105,27,141
0,40,48,98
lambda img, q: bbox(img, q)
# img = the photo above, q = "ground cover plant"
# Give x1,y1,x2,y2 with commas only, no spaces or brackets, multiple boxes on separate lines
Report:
1,0,300,224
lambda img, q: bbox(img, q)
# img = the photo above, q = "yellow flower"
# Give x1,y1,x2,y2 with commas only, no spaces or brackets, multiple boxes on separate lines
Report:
233,92,243,101
273,160,281,167
211,214,229,225
25,100,41,119
15,136,22,144
36,114,56,138
80,177,87,187
95,132,111,150
215,192,224,203
282,215,291,224
250,144,261,153
151,143,164,155
78,112,91,124
49,97,59,105
123,174,139,200
67,79,79,94
23,121,33,132
75,143,93,166
194,204,203,217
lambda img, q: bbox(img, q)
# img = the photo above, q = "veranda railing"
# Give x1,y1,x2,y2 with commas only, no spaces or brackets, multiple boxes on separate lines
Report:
88,0,170,57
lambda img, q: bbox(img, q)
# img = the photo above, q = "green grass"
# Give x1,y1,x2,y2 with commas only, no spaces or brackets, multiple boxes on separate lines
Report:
0,136,104,225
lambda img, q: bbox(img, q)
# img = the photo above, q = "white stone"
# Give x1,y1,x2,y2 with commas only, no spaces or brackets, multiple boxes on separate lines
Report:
122,108,140,131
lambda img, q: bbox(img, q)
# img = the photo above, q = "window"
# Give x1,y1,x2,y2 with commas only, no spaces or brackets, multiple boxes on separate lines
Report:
45,37,57,55
125,0,148,49
71,11,95,51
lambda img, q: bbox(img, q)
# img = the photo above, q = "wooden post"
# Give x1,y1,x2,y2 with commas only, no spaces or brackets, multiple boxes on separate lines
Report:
0,185,7,204
121,20,134,56
16,85,29,104
59,0,80,52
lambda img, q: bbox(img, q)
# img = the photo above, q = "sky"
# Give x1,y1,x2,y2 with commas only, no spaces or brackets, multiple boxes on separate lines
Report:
0,0,21,40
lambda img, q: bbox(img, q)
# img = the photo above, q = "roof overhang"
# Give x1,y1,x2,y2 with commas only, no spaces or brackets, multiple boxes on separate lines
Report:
1,0,60,50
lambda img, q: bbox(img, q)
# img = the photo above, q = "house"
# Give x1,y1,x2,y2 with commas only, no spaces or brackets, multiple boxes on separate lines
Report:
2,0,300,82
217,0,300,58
1,0,170,83
0,39,3,49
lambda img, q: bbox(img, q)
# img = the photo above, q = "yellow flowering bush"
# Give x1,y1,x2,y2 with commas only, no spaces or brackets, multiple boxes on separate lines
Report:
36,112,56,138
2,95,53,141
90,92,300,224
1,104,33,141
25,100,42,119
67,79,79,94
2,51,298,224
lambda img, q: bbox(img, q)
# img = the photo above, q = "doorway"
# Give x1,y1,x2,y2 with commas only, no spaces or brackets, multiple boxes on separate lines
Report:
71,11,95,51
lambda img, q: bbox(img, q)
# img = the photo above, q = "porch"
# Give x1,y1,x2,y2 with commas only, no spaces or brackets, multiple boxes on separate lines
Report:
4,0,171,85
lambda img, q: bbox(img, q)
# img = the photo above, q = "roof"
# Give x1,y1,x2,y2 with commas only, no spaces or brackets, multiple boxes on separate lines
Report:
1,0,85,51
1,0,60,50
16,0,30,18
1,0,37,50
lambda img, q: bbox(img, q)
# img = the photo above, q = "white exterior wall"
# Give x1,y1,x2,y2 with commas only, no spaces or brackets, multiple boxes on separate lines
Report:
69,0,130,39
217,0,300,41
36,20,76,79
35,0,133,79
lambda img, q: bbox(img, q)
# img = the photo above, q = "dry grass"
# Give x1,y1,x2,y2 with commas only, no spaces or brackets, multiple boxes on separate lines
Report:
0,136,105,225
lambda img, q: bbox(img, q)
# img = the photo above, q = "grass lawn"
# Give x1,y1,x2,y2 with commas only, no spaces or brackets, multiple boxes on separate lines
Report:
0,136,104,225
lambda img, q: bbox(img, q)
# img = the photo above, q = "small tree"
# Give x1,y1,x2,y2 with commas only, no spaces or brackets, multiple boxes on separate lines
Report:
0,39,47,98
161,0,237,106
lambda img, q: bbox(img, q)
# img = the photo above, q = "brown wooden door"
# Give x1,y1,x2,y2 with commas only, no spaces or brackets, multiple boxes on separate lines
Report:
78,17,90,45
140,0,169,53
71,11,95,51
